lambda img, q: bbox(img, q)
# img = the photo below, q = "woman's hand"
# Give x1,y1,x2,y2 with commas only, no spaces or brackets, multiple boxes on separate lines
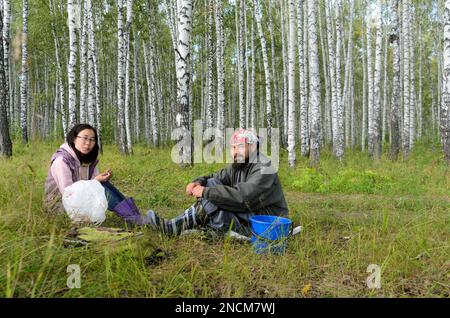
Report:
95,169,112,182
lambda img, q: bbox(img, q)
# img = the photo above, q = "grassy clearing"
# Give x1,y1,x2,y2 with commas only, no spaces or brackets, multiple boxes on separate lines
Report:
0,139,448,297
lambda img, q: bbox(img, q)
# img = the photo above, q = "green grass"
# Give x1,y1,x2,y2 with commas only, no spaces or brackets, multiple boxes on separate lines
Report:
0,139,448,297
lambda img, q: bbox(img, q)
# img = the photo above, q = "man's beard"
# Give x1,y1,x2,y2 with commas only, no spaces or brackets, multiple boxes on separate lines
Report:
232,156,249,170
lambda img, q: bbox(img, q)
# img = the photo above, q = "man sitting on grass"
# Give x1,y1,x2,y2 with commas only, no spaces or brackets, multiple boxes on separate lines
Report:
145,128,289,236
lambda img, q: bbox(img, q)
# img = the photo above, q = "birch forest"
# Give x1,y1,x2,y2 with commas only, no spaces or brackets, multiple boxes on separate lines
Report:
0,0,449,166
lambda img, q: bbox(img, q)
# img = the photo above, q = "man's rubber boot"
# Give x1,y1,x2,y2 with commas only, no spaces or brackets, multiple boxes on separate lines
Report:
146,200,208,235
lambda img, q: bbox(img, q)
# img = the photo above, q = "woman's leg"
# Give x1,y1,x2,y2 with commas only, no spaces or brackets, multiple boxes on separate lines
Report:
101,181,126,211
103,182,153,225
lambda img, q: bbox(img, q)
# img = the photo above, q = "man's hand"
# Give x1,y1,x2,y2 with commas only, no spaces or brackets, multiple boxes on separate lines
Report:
186,182,201,196
191,185,205,198
95,169,112,182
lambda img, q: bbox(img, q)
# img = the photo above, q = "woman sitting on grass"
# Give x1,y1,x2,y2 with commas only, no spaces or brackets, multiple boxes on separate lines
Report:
44,123,152,224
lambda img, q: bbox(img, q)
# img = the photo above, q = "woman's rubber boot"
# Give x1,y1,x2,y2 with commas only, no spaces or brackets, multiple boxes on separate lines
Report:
112,197,152,225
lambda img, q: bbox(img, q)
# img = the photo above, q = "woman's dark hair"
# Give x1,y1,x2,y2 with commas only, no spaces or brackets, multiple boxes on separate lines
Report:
66,124,99,164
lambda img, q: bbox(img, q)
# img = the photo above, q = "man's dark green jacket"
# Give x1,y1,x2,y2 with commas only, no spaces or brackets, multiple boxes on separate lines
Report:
193,152,289,216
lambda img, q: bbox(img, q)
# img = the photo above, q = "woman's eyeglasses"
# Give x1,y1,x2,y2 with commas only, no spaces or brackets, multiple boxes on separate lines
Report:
76,136,96,144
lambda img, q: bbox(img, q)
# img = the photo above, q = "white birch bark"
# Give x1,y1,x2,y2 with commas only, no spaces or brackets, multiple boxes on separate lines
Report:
298,0,309,156
281,0,288,142
334,1,344,159
325,2,337,156
382,30,388,143
367,4,374,155
362,16,367,151
79,0,87,123
20,0,28,143
287,0,296,167
86,0,95,126
402,0,410,159
238,0,245,128
318,2,329,145
124,0,133,153
67,0,78,130
268,0,279,133
250,12,256,129
215,0,225,143
144,40,158,147
371,0,383,160
390,0,401,160
442,0,450,161
418,25,423,139
2,0,11,127
206,0,214,131
117,0,127,153
308,0,321,165
303,0,309,139
253,0,272,133
343,0,354,148
0,5,12,157
133,31,140,141
409,9,415,150
176,0,193,166
87,0,101,147
244,2,250,129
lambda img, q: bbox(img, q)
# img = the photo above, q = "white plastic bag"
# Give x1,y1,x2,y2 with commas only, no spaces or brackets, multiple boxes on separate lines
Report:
62,180,107,225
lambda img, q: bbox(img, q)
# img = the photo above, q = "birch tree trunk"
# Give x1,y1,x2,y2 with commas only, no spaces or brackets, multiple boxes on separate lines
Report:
382,30,388,143
280,0,288,143
117,0,127,153
334,1,344,159
344,0,354,148
2,0,11,128
371,0,383,160
308,0,321,166
325,2,338,157
268,0,279,133
250,13,256,129
67,0,78,130
0,6,12,157
86,0,95,126
298,0,309,156
287,0,296,167
20,0,28,144
124,0,133,153
206,0,214,131
253,0,272,134
50,0,66,136
244,3,250,129
418,24,423,139
79,0,87,123
303,0,309,140
366,4,374,155
215,0,225,144
87,0,101,148
176,0,193,166
409,10,415,150
133,30,140,141
318,2,330,145
362,22,367,151
442,0,450,162
237,0,245,128
144,40,158,147
390,0,401,161
403,0,411,159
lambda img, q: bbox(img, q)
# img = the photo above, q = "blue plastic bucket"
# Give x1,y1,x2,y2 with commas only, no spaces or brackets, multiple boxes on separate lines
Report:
249,215,293,255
